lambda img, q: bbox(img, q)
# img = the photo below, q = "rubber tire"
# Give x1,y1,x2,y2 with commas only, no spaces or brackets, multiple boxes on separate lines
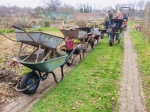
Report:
109,37,114,46
101,34,104,39
66,59,74,66
66,52,74,66
83,44,88,52
74,49,80,54
124,27,127,31
90,41,94,49
41,73,48,81
20,72,40,95
109,41,113,46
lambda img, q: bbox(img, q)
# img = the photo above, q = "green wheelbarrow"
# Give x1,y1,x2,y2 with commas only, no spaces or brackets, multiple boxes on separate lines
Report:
14,52,67,95
0,25,70,95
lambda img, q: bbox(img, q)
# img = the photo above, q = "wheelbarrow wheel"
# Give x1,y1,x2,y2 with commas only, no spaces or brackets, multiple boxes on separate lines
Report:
124,25,127,31
20,72,40,95
41,73,48,81
66,52,74,66
109,41,113,46
109,36,114,46
94,35,99,44
66,58,74,66
90,41,94,49
83,44,88,52
101,33,104,39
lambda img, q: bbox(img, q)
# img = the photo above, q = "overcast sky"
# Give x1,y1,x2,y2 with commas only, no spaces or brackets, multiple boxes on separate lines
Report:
0,0,141,8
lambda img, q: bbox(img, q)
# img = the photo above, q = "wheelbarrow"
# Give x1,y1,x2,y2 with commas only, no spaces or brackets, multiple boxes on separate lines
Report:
107,32,124,46
75,26,101,50
78,26,104,46
75,27,95,50
60,28,88,66
91,27,101,46
0,25,75,95
99,29,107,39
107,19,124,46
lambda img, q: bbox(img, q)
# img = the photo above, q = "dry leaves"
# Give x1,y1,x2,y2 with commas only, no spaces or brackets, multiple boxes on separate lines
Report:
0,33,23,107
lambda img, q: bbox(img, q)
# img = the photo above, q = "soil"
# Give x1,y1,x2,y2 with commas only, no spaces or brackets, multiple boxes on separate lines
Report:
0,33,25,109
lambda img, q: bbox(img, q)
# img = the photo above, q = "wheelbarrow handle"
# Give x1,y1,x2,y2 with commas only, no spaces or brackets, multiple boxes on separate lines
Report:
12,25,23,31
12,25,40,44
0,33,18,42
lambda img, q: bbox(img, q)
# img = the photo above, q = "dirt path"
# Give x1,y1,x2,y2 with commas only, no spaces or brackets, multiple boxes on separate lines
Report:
118,27,146,112
0,34,25,110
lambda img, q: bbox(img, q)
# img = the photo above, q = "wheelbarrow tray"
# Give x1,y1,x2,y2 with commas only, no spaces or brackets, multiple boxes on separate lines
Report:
15,32,64,49
76,27,91,33
91,28,100,35
110,18,124,23
13,53,67,72
99,29,107,33
107,32,124,40
60,29,87,39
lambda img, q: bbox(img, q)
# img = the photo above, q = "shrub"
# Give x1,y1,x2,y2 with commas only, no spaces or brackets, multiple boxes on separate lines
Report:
44,20,51,27
75,19,87,27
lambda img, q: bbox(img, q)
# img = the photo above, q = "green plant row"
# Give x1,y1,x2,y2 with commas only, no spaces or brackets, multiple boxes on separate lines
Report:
0,29,15,33
27,27,60,33
0,27,60,34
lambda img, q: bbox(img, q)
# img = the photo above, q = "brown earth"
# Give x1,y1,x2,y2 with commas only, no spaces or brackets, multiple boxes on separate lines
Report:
0,33,24,109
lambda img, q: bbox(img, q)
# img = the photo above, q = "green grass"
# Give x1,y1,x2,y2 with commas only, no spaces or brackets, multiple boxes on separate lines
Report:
2,66,6,69
29,37,123,112
129,22,150,111
21,67,32,76
0,27,60,34
0,29,15,33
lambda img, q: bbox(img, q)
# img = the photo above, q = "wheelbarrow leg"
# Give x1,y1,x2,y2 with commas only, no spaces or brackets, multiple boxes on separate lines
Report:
79,53,82,60
18,42,23,57
82,50,84,58
51,65,64,83
35,45,41,62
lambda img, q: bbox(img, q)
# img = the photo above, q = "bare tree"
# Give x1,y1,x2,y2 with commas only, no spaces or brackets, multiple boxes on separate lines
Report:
114,3,121,10
42,0,61,11
76,3,92,13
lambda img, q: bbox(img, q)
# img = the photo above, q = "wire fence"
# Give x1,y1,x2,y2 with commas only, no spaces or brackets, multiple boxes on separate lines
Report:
45,12,74,22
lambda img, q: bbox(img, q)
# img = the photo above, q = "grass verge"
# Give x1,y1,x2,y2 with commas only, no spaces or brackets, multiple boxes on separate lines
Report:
129,22,150,111
29,37,123,112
